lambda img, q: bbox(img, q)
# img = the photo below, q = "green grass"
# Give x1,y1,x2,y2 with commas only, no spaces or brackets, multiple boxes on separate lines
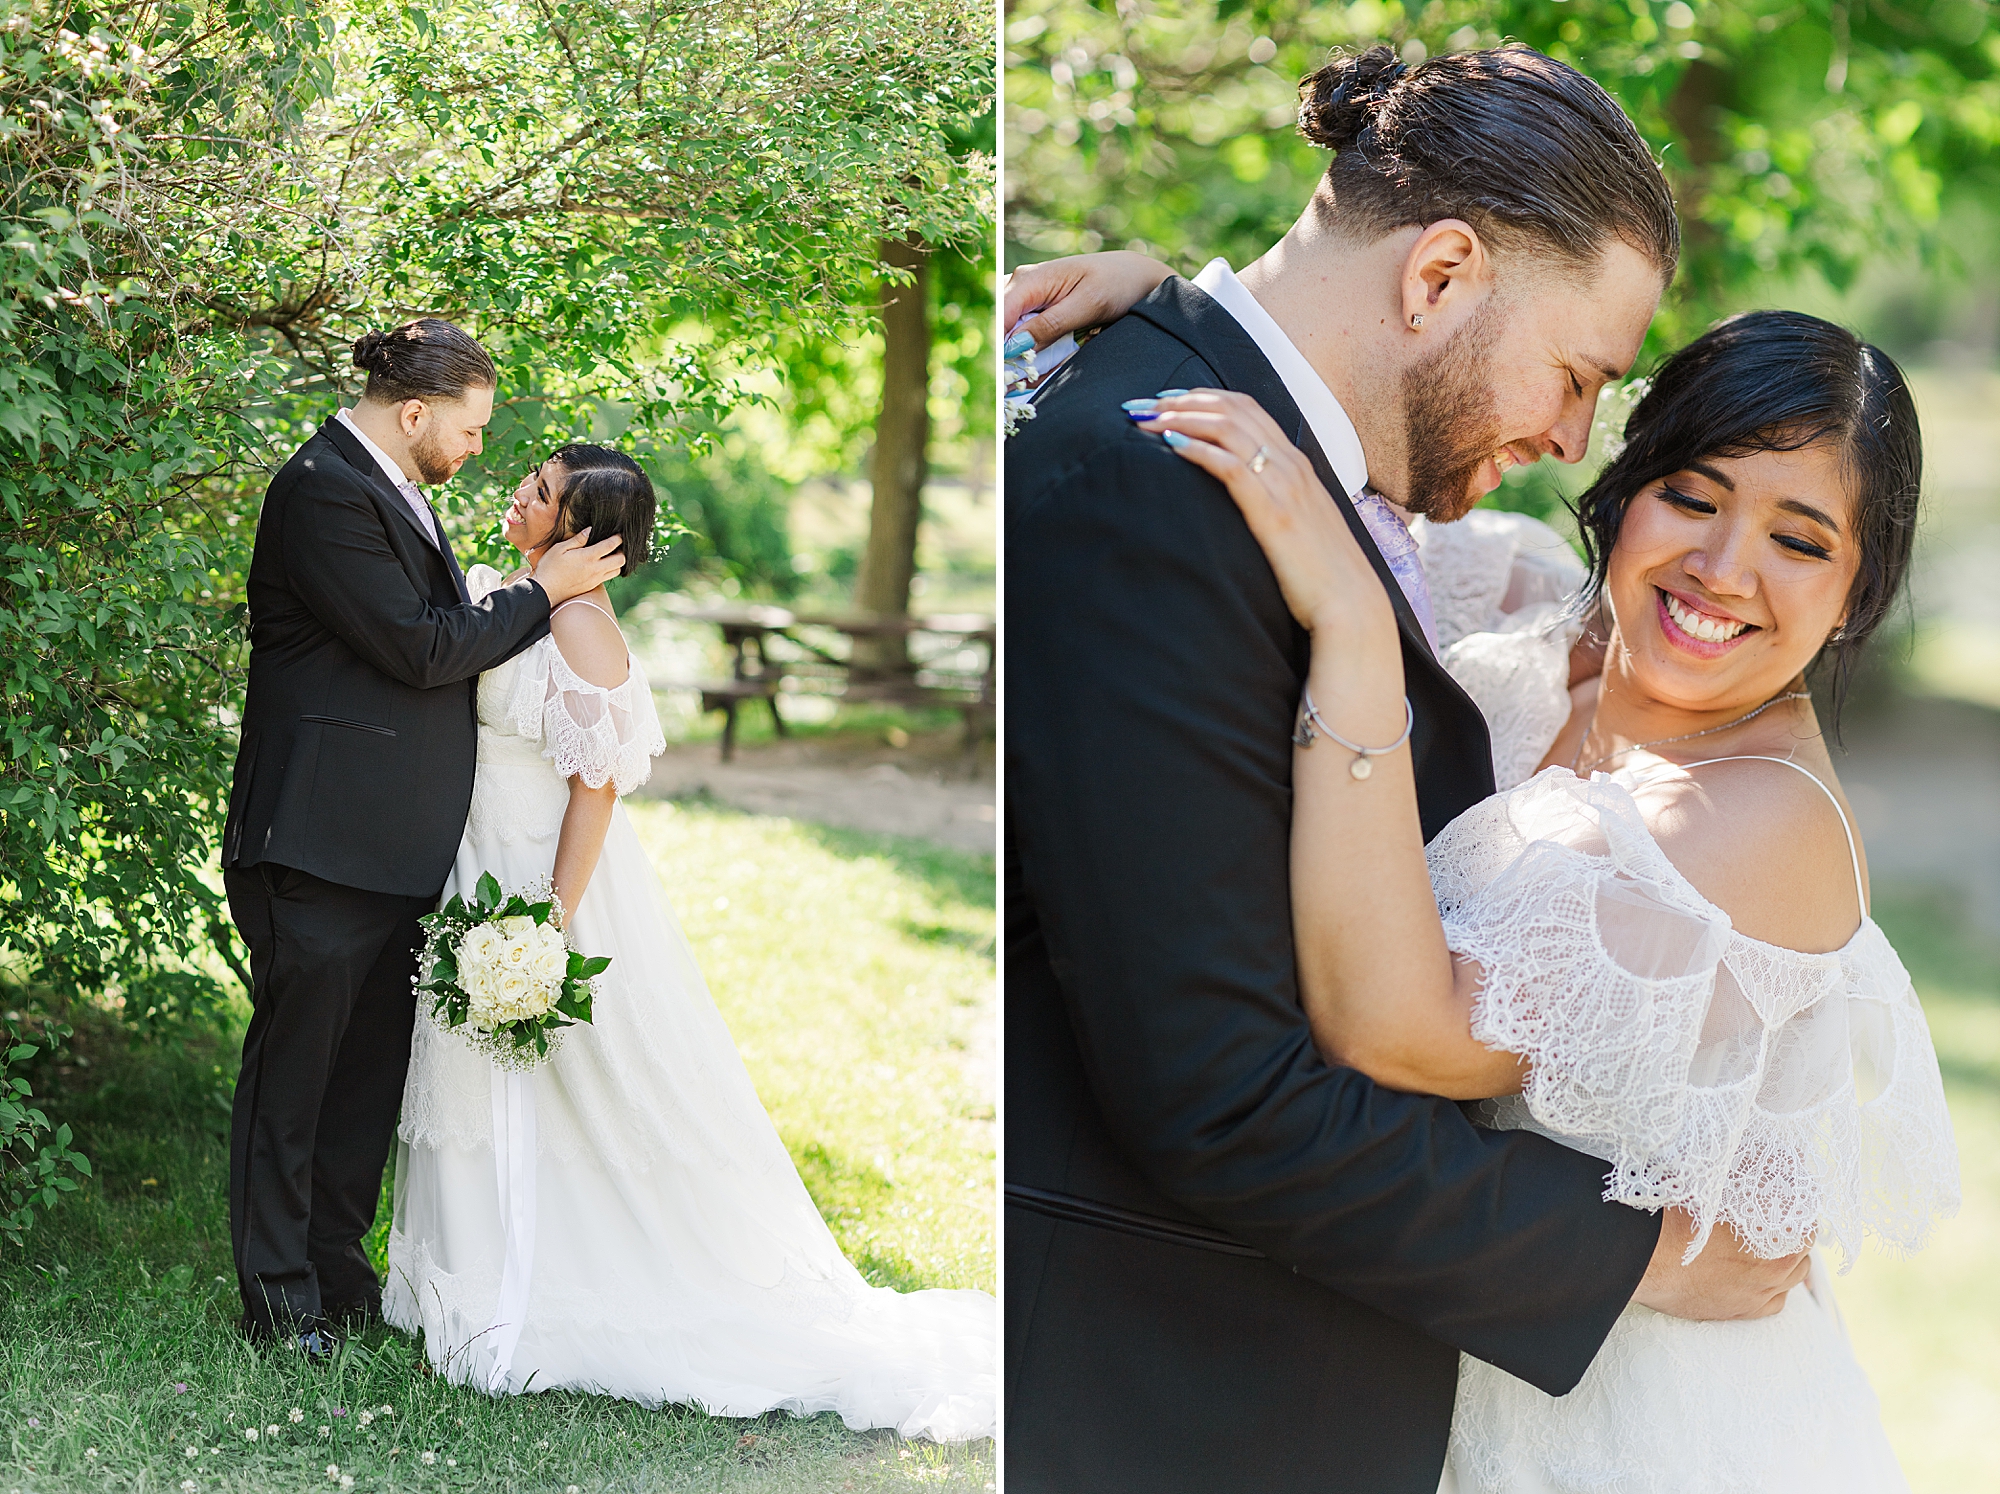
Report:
0,802,995,1493
1836,882,2000,1494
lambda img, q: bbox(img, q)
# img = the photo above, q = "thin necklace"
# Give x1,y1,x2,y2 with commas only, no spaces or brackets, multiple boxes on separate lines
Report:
1573,689,1813,776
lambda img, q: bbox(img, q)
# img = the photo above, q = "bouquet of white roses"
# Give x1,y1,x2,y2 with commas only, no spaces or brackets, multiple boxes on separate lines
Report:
416,873,607,1069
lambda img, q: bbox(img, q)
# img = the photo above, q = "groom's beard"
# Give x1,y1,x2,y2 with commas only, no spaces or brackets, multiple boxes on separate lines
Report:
408,428,461,486
1400,297,1506,522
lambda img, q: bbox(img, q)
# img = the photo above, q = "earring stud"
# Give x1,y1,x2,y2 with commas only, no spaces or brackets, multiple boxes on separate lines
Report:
1409,313,1424,329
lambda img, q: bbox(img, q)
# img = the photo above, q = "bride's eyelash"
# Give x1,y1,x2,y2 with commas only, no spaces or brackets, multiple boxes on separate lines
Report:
1776,533,1832,561
1659,484,1714,514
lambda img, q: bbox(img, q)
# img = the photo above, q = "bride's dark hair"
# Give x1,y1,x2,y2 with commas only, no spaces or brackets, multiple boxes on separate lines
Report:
547,444,656,578
1298,43,1679,282
1572,310,1923,729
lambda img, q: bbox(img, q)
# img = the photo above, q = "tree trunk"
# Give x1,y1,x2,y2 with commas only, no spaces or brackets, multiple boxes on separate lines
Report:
852,232,931,677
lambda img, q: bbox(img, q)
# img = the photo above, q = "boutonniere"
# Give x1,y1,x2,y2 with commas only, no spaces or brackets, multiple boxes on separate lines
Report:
1002,329,1084,437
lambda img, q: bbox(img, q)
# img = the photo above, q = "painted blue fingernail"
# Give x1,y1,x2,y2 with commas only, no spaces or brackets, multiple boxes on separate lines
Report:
1162,429,1191,448
1121,398,1158,412
1156,388,1190,397
1003,330,1035,358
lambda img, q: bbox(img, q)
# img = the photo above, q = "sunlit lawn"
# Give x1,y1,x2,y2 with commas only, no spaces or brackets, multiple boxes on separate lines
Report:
0,801,995,1493
1838,883,2000,1494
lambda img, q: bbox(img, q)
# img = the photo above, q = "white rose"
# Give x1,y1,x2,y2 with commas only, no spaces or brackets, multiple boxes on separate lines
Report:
497,967,550,1022
463,964,509,1030
529,930,570,989
496,917,537,969
457,922,501,974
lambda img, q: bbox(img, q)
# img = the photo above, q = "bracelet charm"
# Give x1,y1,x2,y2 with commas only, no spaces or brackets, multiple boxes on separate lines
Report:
1293,688,1415,781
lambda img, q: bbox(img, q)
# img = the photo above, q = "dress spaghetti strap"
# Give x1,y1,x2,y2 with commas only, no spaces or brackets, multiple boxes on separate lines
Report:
550,597,617,623
1678,755,1868,917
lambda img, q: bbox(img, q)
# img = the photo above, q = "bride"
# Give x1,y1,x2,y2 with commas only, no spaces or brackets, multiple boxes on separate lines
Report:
384,443,995,1441
1016,258,1957,1490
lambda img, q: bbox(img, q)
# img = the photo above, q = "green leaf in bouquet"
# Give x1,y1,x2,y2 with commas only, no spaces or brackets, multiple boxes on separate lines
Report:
527,900,555,925
572,955,612,978
476,872,504,913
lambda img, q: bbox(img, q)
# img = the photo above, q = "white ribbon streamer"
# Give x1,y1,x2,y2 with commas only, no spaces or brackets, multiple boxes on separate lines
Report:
484,1067,537,1392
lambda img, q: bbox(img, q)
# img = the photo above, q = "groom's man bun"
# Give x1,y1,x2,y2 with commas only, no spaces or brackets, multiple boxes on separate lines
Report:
352,317,497,405
1299,43,1679,282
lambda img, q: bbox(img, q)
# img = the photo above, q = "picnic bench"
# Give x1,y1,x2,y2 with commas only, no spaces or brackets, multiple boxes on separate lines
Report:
668,601,995,761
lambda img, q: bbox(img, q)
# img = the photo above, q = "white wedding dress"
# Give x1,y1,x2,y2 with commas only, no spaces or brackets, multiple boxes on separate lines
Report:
1409,514,1960,1493
383,568,995,1440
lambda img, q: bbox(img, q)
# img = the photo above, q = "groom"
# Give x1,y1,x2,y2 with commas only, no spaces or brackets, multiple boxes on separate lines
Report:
1006,45,1811,1493
221,318,625,1350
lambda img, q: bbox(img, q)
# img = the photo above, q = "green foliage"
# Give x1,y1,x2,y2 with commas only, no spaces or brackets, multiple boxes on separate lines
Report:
1,7,278,1032
2,1019,92,1248
613,428,807,600
1004,0,2000,350
1,0,992,1243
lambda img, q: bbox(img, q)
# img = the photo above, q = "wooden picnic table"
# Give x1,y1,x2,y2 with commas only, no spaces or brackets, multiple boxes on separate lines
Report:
666,601,995,759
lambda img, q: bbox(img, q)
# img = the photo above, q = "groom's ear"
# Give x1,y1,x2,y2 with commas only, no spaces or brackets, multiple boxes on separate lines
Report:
397,398,429,437
1399,219,1490,331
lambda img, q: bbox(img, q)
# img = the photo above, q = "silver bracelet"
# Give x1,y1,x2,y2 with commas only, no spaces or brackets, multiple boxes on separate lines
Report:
1292,687,1414,781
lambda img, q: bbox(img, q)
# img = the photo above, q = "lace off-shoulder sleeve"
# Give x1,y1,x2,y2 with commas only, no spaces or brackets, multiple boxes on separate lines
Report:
1429,770,1959,1268
499,637,666,795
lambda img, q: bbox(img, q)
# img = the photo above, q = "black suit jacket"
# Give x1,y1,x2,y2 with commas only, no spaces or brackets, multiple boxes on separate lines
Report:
1004,278,1662,1492
223,417,551,896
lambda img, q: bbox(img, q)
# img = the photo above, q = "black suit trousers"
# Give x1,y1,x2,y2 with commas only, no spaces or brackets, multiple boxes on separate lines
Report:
224,863,436,1332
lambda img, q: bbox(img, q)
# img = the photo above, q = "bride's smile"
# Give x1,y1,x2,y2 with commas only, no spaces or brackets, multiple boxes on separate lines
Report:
503,461,563,554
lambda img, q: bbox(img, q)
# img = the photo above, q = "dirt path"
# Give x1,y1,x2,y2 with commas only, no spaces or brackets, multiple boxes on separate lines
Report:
634,730,998,855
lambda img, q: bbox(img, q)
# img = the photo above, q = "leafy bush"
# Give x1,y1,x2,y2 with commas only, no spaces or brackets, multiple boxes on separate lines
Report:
2,1016,91,1248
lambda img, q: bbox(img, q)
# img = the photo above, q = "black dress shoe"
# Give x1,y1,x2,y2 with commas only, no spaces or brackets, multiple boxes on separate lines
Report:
241,1313,342,1359
323,1298,383,1334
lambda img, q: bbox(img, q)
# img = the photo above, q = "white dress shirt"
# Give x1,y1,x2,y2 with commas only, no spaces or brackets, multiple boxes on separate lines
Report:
1190,259,1438,650
1190,258,1370,499
336,407,441,548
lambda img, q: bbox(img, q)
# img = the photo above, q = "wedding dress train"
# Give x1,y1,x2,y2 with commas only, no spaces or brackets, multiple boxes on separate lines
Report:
384,568,995,1440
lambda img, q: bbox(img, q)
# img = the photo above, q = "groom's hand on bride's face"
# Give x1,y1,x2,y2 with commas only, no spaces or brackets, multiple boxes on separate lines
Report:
531,527,625,604
1631,1208,1813,1321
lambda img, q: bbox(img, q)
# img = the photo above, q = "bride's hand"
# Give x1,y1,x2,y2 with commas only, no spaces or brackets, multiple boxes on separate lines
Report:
1137,390,1398,647
1002,252,1174,353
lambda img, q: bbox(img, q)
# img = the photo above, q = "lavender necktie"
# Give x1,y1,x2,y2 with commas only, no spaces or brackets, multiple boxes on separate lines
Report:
396,480,440,549
1348,487,1438,654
